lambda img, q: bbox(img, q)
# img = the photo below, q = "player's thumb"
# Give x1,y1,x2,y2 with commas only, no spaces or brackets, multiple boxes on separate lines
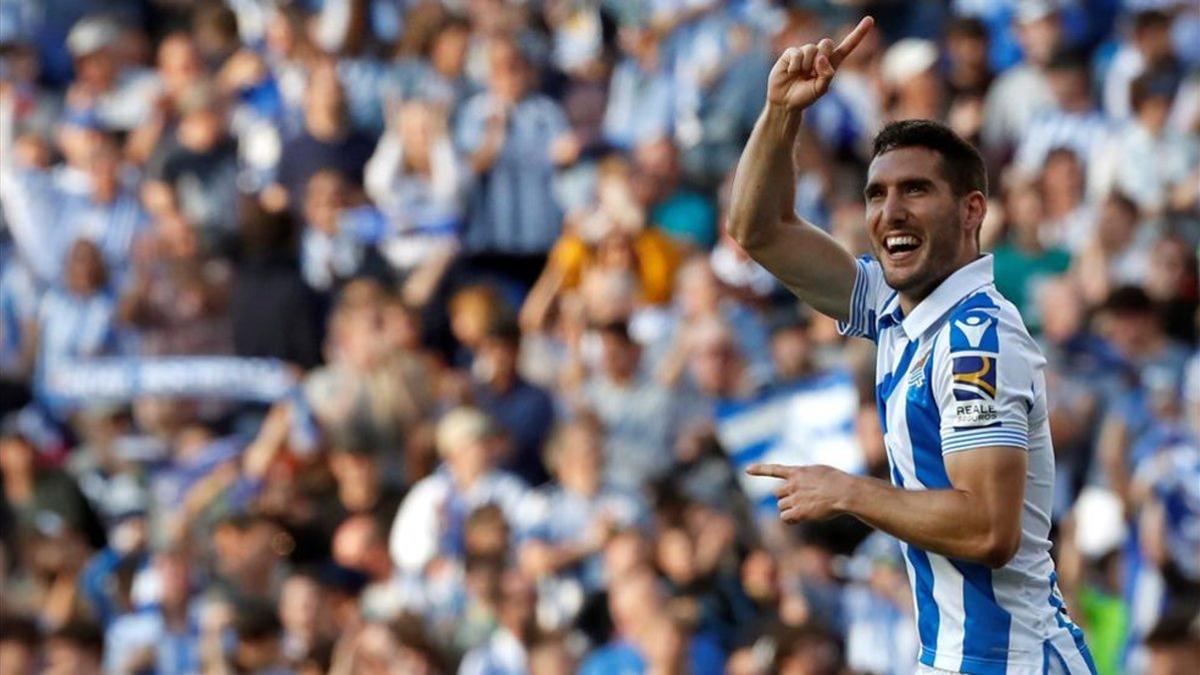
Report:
813,53,836,95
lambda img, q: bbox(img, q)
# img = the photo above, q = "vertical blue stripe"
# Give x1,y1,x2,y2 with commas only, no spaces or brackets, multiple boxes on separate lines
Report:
952,559,1012,673
906,352,952,490
876,338,920,436
1048,573,1098,674
891,465,940,663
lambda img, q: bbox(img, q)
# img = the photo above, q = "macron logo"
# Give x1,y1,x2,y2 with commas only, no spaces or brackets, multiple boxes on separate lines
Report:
955,315,992,349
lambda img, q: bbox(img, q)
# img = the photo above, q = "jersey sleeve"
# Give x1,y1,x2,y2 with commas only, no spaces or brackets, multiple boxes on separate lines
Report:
836,255,891,344
933,307,1038,454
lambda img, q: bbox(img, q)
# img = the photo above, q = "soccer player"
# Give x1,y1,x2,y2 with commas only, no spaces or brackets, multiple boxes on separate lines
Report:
729,17,1097,674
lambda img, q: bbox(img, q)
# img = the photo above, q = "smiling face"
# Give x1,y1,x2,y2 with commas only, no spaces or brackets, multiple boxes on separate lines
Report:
864,146,983,304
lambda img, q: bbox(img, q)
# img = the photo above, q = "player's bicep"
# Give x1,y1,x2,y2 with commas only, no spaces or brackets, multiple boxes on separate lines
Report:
746,218,858,322
944,445,1027,545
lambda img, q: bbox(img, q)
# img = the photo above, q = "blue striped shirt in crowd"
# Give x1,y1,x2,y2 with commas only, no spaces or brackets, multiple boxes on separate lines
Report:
839,254,1097,674
0,163,149,285
454,92,569,255
1013,110,1111,180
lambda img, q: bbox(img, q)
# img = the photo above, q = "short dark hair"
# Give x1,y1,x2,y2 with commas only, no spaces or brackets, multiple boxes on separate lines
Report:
48,619,103,654
871,120,988,198
0,613,41,648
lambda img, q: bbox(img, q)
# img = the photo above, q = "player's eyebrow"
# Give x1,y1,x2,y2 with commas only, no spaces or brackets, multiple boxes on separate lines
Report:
863,176,938,199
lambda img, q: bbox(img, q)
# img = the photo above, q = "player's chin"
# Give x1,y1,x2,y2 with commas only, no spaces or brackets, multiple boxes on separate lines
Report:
880,249,931,290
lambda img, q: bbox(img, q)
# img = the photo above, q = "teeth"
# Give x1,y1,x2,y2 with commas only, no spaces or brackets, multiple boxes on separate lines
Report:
886,235,919,250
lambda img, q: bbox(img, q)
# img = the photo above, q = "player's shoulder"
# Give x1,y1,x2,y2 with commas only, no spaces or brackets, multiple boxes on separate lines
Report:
937,286,1039,359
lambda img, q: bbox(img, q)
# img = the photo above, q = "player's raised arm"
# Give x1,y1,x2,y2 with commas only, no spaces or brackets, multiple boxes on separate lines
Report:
727,17,873,323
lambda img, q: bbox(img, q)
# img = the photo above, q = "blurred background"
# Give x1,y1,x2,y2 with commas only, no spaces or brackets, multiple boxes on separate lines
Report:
0,0,1197,673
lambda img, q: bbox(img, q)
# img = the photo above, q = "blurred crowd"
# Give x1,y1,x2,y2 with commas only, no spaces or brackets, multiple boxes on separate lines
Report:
0,0,1198,673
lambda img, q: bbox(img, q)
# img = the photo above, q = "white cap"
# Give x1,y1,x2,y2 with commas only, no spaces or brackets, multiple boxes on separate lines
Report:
67,16,122,58
1072,486,1127,559
1015,0,1060,25
436,407,494,457
881,38,939,87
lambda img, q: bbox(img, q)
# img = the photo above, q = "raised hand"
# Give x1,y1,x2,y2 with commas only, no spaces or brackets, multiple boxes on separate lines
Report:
767,16,874,111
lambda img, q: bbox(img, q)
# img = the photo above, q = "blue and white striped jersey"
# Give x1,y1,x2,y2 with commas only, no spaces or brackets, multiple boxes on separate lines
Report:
838,254,1096,674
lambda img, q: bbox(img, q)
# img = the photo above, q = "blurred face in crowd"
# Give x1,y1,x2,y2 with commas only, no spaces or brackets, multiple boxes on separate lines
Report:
65,239,107,296
488,40,531,103
946,24,989,77
609,568,661,636
0,634,38,675
333,516,391,579
864,147,981,302
1099,307,1159,358
581,269,637,324
329,449,381,511
529,639,574,675
1135,91,1172,134
177,101,226,152
398,102,444,171
465,506,510,558
0,435,36,483
158,552,191,611
1096,195,1139,252
498,570,537,638
430,22,470,77
639,614,688,671
553,422,603,495
477,333,519,387
657,528,697,585
598,329,641,382
381,299,421,352
690,329,741,397
1036,278,1085,343
1039,148,1084,211
1047,63,1090,111
304,62,347,132
74,47,117,91
279,574,323,643
771,324,813,380
632,138,680,205
445,433,491,486
604,530,650,579
303,170,346,234
44,636,100,675
88,141,121,204
449,288,499,349
741,548,779,604
57,121,105,169
1145,237,1192,301
677,261,722,318
1017,14,1062,67
1133,14,1174,64
157,34,204,97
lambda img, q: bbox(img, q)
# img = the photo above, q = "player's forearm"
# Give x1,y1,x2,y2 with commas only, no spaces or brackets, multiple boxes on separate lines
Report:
837,475,1018,568
727,104,803,250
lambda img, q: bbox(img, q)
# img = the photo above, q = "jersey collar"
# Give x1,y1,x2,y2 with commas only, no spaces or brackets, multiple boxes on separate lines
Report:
897,254,996,341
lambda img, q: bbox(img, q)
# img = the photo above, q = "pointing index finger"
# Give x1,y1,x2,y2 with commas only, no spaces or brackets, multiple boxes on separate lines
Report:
746,464,794,479
832,16,874,67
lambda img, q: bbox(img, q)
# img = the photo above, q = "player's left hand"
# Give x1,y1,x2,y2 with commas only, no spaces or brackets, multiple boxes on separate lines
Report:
746,463,849,522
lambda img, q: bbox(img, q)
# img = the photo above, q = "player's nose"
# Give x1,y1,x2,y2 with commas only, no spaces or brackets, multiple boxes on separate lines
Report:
880,190,911,227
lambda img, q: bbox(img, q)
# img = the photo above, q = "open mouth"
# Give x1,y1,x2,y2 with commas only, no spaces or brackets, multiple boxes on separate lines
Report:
883,234,922,258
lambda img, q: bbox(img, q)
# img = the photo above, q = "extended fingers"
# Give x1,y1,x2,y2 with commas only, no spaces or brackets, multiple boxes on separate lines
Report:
747,463,794,479
832,16,874,66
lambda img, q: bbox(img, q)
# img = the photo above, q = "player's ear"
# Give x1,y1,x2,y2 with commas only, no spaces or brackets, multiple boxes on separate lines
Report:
960,190,987,244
